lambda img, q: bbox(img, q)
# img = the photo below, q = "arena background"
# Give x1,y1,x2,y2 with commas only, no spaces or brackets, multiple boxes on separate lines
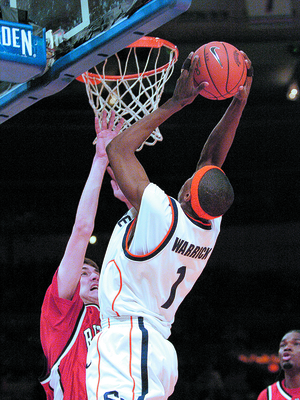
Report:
1,1,300,399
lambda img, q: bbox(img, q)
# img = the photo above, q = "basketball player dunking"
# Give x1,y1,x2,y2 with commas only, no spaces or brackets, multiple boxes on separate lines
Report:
86,50,253,400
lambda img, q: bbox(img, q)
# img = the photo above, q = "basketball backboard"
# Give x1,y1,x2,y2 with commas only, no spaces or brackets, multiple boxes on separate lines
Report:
0,0,191,123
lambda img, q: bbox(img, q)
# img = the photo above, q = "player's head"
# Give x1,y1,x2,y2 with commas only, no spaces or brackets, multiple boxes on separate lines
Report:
178,165,234,220
79,258,100,305
84,257,100,273
278,330,300,372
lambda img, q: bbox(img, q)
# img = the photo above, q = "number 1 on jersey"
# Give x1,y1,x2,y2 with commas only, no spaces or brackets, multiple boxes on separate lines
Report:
161,266,186,309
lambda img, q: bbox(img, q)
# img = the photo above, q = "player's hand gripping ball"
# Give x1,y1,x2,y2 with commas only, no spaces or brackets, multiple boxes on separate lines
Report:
193,41,247,100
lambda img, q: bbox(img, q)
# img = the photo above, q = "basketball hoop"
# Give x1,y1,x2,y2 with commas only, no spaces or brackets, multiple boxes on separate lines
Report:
76,36,178,150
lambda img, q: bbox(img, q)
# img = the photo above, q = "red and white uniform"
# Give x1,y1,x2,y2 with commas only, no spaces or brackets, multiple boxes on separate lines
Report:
258,381,300,400
40,270,100,400
87,183,221,400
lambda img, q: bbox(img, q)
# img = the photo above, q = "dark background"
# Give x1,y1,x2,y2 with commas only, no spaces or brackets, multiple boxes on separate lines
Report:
1,1,300,399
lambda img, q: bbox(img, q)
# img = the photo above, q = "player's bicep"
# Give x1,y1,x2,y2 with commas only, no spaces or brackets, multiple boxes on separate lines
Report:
108,150,150,211
57,233,88,300
130,185,173,254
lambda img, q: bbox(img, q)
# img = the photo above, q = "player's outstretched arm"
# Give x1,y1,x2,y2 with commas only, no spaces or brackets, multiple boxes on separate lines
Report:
106,53,208,211
197,52,253,170
107,166,132,210
57,111,124,300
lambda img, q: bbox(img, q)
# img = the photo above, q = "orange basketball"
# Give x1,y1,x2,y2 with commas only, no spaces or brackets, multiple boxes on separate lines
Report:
193,41,247,100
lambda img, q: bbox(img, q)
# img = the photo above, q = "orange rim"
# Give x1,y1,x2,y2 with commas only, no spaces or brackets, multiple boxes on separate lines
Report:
76,36,178,83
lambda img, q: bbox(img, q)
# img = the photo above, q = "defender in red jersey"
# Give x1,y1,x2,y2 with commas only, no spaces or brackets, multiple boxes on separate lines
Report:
257,330,300,400
40,112,130,400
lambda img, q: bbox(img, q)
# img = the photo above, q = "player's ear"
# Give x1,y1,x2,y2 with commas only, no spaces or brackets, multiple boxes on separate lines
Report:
184,191,191,202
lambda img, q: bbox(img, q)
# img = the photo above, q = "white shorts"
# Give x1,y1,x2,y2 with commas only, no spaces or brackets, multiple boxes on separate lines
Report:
86,316,178,400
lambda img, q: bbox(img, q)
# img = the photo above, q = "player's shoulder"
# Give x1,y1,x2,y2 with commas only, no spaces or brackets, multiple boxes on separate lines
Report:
211,215,222,229
257,387,268,400
85,303,100,312
144,182,165,197
142,183,171,210
257,381,284,400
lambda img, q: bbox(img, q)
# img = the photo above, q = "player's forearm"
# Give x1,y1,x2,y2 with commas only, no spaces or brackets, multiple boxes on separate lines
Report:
73,155,107,236
107,97,182,154
197,96,247,168
220,96,248,129
106,100,182,210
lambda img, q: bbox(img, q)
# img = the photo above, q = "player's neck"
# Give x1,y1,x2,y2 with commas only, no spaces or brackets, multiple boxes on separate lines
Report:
284,372,300,389
181,203,210,223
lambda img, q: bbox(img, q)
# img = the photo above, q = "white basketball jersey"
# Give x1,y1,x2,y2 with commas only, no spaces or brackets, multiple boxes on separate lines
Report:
99,183,221,338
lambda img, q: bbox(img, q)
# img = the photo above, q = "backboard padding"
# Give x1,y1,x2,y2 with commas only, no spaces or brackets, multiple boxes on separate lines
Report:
0,0,191,123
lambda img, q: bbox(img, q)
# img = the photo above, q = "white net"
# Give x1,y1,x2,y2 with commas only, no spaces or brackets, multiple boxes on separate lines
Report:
79,37,178,150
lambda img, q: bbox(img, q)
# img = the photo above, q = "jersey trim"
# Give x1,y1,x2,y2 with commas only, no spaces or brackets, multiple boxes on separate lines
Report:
111,261,122,317
122,197,178,261
277,381,293,400
184,212,212,230
267,385,272,400
138,317,149,400
40,306,86,383
266,382,294,400
40,304,99,383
